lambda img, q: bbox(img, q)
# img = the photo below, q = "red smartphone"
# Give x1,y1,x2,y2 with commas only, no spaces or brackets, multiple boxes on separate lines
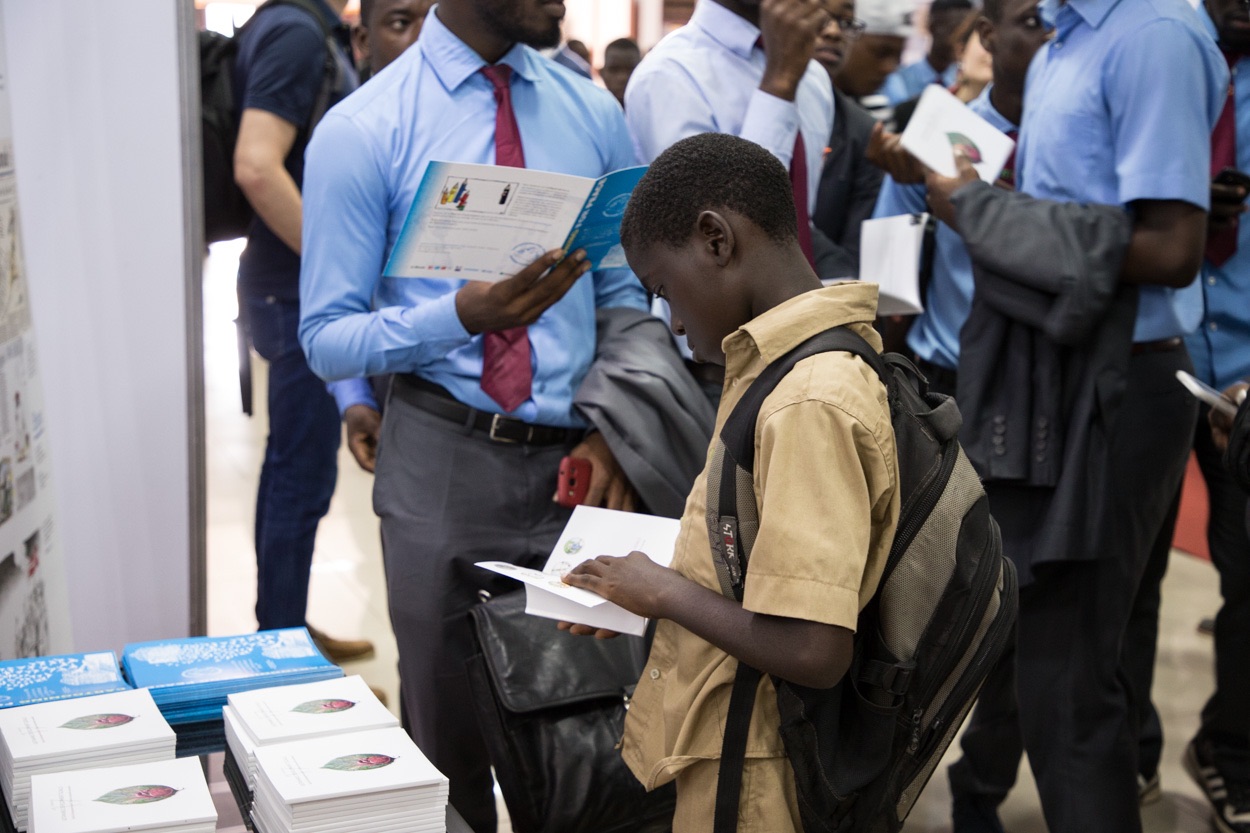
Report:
557,456,593,508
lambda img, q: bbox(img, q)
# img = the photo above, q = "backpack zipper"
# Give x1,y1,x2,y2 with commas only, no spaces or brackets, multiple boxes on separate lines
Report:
883,439,959,582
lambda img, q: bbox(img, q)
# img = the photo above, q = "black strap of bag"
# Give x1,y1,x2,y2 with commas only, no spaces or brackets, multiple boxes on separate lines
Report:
711,327,888,833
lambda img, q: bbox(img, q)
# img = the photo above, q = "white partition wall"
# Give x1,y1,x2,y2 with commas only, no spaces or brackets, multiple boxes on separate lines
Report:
1,0,205,652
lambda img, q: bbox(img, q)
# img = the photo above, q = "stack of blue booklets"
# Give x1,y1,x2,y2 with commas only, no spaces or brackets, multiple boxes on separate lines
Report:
121,629,342,758
0,653,130,710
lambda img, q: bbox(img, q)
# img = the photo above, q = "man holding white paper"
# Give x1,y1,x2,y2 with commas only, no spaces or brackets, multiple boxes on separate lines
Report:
298,0,647,828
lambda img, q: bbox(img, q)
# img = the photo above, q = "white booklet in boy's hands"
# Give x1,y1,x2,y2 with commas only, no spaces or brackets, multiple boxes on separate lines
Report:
476,506,682,637
384,161,647,283
900,85,1015,183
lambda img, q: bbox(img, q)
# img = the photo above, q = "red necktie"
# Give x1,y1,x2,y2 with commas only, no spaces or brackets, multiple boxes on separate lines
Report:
755,38,814,267
996,130,1019,191
1207,53,1239,267
479,64,532,413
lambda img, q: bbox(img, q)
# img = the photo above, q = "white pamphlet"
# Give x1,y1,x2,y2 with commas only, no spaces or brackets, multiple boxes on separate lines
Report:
859,213,928,316
900,85,1015,183
0,689,174,762
27,757,216,833
226,676,397,747
476,505,682,637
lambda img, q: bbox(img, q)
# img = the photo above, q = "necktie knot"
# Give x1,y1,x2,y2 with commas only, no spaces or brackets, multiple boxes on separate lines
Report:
481,63,513,97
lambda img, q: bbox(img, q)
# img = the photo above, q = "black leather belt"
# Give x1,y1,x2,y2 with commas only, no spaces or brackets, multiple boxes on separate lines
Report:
1131,337,1185,356
391,374,578,445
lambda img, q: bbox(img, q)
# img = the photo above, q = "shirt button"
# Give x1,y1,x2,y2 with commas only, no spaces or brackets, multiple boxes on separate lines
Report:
1209,277,1218,286
649,668,661,680
1210,322,1220,332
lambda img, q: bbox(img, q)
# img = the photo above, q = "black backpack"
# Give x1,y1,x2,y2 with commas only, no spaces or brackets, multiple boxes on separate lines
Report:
198,0,341,244
706,326,1017,833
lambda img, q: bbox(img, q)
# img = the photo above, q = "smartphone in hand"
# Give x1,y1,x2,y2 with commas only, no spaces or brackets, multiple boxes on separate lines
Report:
557,456,593,508
1214,166,1250,194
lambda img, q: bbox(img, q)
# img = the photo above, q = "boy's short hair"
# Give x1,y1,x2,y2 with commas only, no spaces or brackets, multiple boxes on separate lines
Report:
604,37,641,57
621,133,798,251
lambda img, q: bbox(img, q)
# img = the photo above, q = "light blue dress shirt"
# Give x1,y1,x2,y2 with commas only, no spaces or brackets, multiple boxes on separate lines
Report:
873,86,1017,371
1018,0,1227,343
624,0,834,215
880,58,958,107
1188,4,1250,391
298,8,647,426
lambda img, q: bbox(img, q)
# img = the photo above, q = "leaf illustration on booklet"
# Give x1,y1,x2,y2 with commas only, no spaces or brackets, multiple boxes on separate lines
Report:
322,753,396,772
95,785,179,805
292,698,356,715
946,132,983,163
60,713,135,730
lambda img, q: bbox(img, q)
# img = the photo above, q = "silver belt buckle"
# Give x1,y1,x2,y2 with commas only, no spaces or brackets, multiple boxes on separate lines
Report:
489,413,525,443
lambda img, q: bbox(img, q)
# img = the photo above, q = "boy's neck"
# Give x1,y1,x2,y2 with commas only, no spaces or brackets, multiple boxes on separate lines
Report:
746,245,823,322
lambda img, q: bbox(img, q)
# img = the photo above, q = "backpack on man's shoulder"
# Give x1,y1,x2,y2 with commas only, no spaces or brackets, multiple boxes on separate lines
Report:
198,0,341,244
706,326,1017,833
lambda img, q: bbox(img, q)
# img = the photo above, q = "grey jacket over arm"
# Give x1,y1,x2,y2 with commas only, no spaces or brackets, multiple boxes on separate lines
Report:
574,307,717,519
951,181,1135,580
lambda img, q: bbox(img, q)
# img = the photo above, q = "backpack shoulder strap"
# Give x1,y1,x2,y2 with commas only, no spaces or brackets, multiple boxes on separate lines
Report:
711,324,887,833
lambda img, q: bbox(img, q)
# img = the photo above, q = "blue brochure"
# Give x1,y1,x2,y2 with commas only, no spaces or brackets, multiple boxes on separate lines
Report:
385,161,647,283
0,652,130,709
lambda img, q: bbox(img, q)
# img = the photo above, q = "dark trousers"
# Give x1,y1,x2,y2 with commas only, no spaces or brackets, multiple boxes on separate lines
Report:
373,393,577,833
1128,405,1250,782
949,347,1198,833
245,295,341,631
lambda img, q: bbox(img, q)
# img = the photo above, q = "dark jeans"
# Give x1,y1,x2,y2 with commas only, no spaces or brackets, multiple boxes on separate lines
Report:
1129,406,1250,783
373,392,578,833
245,294,341,632
949,347,1198,833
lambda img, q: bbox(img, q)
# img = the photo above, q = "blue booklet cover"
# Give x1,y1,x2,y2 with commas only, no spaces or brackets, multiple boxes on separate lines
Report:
121,629,337,694
385,161,647,283
0,652,130,709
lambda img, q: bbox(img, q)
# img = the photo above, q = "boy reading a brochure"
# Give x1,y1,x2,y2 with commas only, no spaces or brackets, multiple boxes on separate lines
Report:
560,132,900,832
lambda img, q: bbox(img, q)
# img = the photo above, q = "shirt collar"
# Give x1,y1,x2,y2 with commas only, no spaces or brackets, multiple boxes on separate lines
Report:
1197,1,1219,44
419,4,539,93
1043,0,1121,30
690,0,761,60
726,283,882,369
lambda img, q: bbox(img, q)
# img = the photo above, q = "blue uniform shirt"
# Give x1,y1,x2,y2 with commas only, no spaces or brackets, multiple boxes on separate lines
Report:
873,86,1017,371
1188,5,1250,390
880,59,958,107
299,8,647,425
1019,0,1226,342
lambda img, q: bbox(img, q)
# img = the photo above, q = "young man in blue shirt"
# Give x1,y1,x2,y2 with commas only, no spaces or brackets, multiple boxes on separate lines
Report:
298,1,645,827
879,0,971,105
926,1,1227,831
231,0,371,661
1127,1,1250,830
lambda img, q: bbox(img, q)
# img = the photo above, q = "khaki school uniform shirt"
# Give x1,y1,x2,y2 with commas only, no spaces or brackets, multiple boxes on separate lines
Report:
620,282,900,790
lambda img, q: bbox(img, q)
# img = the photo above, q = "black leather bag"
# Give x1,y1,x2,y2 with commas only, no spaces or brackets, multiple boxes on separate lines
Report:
465,591,674,833
1226,394,1250,492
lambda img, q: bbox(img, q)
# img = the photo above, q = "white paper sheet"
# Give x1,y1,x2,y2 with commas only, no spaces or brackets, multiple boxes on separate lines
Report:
900,85,1015,183
859,213,929,316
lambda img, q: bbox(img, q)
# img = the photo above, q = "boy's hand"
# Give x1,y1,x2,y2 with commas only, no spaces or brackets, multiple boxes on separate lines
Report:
561,552,683,620
1210,381,1249,453
1210,181,1249,233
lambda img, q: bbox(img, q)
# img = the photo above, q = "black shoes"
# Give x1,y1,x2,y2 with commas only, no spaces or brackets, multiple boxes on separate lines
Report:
1184,733,1250,833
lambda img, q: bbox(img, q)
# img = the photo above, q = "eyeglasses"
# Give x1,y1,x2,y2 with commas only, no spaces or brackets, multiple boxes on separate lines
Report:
826,15,868,39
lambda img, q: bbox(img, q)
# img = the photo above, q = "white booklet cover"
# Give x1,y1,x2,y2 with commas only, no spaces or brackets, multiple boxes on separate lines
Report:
0,689,174,762
858,213,929,316
27,757,216,833
253,727,447,805
476,506,682,637
900,85,1015,183
226,676,397,747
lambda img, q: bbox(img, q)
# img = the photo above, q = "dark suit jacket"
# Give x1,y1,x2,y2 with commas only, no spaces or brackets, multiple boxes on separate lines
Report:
812,89,884,279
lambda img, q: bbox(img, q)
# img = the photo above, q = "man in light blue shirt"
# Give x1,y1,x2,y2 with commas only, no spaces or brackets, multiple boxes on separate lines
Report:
298,2,646,828
926,1,1226,831
879,0,970,105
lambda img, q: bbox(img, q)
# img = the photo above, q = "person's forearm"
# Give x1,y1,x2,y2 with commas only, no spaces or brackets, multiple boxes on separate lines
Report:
236,162,304,253
1118,202,1207,288
656,574,852,689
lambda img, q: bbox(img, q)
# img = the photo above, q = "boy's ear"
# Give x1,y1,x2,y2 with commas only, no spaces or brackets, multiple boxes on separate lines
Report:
697,210,735,268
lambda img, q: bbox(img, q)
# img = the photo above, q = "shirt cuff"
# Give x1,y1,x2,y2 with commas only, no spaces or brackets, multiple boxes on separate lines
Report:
329,378,377,417
400,289,473,348
741,89,801,169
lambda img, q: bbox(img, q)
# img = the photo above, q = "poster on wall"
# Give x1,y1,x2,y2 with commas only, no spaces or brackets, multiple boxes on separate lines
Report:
0,4,70,660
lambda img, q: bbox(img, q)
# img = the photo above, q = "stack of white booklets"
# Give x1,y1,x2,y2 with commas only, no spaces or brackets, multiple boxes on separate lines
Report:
27,758,215,833
0,689,175,832
251,727,448,833
223,675,399,793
